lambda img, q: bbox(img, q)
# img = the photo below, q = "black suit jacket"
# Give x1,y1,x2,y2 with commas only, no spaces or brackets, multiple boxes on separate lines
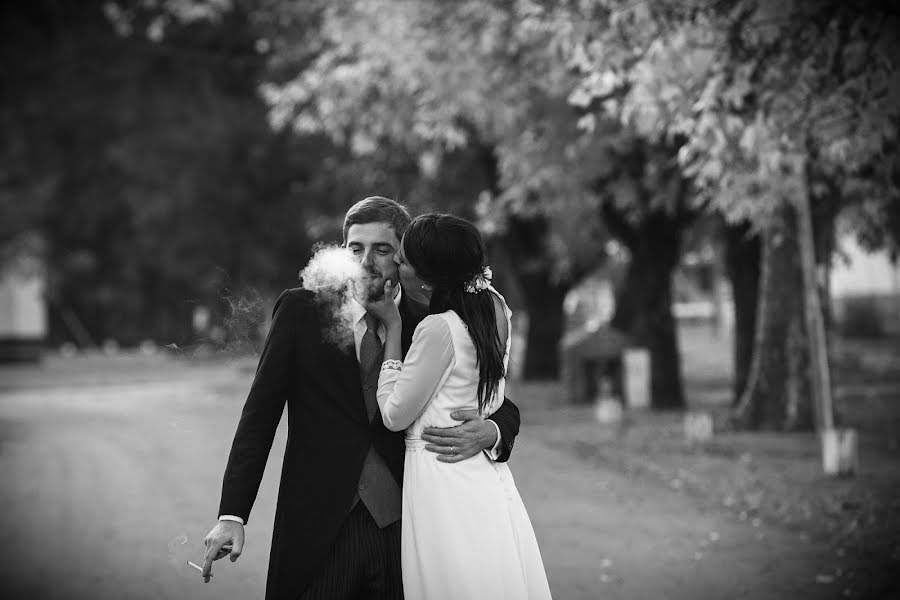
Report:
218,288,521,600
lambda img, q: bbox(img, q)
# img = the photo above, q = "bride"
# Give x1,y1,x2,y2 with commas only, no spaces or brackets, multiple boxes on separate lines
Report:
364,213,552,599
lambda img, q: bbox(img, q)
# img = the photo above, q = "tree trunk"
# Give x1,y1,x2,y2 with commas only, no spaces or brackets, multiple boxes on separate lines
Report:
498,212,570,380
609,208,686,410
474,140,568,380
796,164,834,431
520,279,568,380
809,170,842,331
724,221,761,405
734,200,815,430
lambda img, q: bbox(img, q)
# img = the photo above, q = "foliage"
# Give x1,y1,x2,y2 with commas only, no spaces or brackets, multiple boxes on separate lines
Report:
0,0,338,344
553,0,899,230
131,0,900,261
9,0,895,371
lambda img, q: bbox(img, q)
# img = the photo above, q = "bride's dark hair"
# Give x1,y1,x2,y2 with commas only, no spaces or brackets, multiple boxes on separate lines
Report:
402,214,505,413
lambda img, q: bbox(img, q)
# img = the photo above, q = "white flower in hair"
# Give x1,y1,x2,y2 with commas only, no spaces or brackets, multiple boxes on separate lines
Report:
464,266,492,293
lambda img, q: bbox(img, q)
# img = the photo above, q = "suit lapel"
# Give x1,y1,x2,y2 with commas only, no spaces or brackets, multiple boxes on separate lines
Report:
304,307,369,424
332,345,369,422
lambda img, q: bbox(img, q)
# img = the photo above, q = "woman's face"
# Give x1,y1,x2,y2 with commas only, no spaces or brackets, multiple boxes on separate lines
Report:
395,236,431,302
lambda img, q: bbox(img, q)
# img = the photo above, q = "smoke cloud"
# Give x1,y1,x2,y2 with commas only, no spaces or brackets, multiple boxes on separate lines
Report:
298,243,366,293
299,244,367,351
220,287,267,356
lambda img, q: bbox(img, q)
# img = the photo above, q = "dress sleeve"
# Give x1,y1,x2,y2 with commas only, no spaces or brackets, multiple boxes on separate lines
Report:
377,315,455,431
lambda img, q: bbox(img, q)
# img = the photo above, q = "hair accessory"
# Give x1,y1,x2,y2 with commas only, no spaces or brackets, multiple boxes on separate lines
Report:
464,266,492,294
381,359,403,372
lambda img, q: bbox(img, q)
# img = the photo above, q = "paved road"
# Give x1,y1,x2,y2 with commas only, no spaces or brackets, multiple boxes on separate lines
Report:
0,356,839,599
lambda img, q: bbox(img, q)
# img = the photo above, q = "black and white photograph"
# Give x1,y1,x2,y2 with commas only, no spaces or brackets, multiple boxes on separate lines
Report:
1,1,899,599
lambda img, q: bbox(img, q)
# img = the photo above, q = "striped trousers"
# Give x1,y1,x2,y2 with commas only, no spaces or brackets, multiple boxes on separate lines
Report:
297,502,403,599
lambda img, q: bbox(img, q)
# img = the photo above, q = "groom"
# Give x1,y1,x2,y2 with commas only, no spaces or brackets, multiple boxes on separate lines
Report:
202,196,520,599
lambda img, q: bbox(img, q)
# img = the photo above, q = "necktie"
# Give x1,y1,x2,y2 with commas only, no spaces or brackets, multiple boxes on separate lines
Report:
359,313,383,421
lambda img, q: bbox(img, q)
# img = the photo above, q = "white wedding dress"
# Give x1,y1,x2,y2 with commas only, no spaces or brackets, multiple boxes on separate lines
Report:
377,287,552,600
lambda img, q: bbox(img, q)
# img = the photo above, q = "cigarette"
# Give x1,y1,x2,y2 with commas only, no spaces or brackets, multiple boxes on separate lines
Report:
187,561,211,577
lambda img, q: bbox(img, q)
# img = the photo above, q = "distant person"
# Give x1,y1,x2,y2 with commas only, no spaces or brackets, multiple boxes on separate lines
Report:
364,213,551,599
201,197,521,599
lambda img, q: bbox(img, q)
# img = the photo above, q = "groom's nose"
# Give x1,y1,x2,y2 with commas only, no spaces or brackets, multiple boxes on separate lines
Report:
360,248,375,267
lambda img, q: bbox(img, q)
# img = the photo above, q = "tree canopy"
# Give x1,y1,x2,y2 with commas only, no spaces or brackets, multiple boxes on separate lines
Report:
1,0,339,344
4,0,896,397
555,0,899,228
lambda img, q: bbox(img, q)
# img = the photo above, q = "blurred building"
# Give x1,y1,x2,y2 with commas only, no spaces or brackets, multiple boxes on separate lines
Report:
673,249,733,337
561,268,630,404
0,243,47,362
830,236,900,336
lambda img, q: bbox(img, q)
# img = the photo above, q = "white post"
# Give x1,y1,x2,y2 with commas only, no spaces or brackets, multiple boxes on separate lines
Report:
684,411,714,444
593,376,623,424
623,348,651,409
822,429,858,477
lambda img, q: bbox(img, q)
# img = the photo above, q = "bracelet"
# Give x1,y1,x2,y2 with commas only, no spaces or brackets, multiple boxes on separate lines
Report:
381,359,403,372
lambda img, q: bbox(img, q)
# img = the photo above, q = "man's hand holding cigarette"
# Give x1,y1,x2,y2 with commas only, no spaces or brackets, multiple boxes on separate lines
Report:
201,520,245,582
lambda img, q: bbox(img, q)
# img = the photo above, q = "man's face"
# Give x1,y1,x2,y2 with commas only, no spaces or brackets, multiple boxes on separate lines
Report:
345,222,401,301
